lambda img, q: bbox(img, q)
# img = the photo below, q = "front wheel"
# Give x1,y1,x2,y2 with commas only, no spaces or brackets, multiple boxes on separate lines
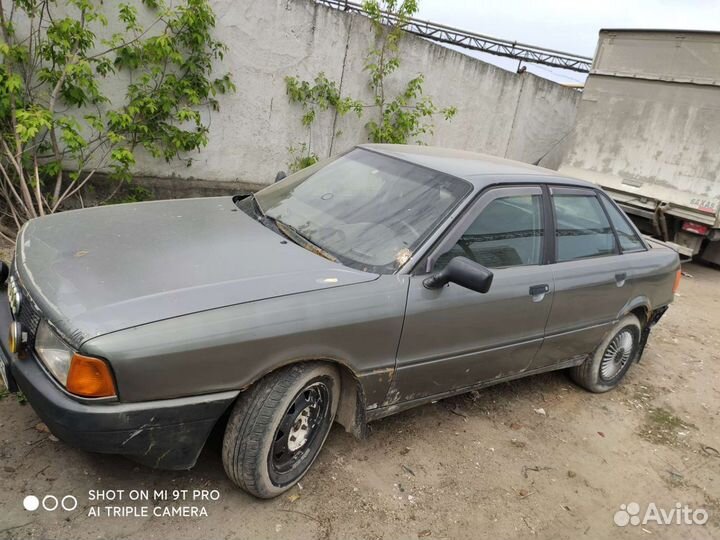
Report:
222,363,340,498
569,314,642,393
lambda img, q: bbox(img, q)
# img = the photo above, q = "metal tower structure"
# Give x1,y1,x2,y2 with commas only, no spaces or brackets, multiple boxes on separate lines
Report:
314,0,593,73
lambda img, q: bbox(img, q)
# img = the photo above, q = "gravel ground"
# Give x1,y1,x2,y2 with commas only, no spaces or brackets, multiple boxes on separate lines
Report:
0,258,718,540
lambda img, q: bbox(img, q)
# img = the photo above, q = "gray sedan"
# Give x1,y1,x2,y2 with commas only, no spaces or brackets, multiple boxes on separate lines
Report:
0,145,680,498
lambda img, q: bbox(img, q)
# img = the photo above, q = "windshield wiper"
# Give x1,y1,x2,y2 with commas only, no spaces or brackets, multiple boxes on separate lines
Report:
241,196,338,262
272,219,338,263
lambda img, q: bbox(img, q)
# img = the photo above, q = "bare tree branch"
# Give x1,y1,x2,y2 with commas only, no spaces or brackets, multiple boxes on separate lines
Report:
0,160,31,222
32,156,45,216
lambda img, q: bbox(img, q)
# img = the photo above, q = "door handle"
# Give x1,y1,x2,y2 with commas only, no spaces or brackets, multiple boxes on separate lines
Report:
529,284,550,296
615,272,627,287
529,284,550,302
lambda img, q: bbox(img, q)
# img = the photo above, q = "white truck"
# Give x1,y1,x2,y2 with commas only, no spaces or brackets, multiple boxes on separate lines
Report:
559,29,720,264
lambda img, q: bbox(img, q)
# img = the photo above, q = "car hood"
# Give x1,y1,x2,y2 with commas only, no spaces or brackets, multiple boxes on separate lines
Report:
15,197,378,347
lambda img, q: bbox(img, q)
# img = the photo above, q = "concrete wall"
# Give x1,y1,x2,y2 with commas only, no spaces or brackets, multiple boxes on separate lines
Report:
107,0,582,186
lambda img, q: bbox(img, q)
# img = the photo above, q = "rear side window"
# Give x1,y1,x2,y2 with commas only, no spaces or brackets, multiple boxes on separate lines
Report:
553,195,617,262
602,198,645,252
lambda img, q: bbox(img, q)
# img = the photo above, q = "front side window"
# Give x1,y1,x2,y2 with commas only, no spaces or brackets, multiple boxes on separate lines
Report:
601,197,646,252
554,194,617,262
436,194,544,269
253,148,472,273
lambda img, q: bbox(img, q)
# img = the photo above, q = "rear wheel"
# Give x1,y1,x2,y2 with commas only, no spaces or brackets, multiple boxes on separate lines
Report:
569,314,642,393
222,363,339,498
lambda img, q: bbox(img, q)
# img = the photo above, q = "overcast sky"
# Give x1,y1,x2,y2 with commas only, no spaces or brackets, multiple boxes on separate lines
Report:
414,0,720,83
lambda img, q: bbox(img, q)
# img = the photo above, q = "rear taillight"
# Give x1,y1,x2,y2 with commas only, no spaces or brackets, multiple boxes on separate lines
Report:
681,221,710,236
672,269,682,294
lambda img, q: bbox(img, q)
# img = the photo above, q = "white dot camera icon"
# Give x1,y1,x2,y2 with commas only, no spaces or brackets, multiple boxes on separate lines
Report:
23,495,39,512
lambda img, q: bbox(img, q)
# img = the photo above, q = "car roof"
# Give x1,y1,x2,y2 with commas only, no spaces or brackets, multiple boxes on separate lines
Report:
358,144,596,190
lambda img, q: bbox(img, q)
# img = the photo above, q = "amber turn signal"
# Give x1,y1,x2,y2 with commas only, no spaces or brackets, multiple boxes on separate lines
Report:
672,268,682,294
66,354,117,398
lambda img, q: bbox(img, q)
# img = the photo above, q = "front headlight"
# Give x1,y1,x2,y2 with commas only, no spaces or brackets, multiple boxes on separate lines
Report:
35,320,73,385
7,275,22,317
34,320,117,398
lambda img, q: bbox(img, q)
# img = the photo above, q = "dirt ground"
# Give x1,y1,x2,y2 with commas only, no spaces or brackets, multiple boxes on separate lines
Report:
0,260,718,540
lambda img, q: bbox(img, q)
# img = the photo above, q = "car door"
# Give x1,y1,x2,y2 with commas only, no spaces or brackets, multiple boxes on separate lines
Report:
386,186,555,405
531,186,636,369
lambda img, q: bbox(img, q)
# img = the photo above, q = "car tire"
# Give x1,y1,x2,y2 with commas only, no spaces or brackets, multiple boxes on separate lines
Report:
222,362,340,498
569,313,642,393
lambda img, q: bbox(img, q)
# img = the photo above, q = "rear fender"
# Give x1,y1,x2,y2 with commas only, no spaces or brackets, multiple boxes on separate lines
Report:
617,295,652,324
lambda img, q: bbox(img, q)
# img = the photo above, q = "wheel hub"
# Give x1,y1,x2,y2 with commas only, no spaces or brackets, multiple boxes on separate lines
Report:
600,328,636,381
287,407,311,451
269,381,331,477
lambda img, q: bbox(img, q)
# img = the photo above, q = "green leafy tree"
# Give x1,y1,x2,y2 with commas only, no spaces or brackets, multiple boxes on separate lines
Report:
284,72,363,171
363,0,456,143
0,0,233,240
284,0,456,169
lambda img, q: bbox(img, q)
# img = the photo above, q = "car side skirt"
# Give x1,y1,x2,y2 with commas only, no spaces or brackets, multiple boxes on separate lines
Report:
365,355,586,422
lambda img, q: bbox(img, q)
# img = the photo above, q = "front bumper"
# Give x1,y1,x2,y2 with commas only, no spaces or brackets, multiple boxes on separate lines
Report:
0,297,238,470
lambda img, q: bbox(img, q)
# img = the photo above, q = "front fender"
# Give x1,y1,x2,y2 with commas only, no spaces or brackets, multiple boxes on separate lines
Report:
81,276,408,406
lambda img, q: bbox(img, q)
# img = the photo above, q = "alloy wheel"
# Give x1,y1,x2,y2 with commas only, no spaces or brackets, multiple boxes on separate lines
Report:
599,328,637,381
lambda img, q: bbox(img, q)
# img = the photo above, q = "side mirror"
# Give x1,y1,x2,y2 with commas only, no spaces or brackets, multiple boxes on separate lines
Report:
275,171,287,183
423,256,493,293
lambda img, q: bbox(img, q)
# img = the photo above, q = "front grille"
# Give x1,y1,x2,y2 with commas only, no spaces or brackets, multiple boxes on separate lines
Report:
17,293,41,346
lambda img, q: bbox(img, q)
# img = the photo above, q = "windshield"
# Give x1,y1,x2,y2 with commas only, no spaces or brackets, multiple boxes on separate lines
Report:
254,148,472,273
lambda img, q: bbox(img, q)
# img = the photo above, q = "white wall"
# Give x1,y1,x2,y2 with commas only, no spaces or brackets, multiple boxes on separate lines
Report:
52,0,583,186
